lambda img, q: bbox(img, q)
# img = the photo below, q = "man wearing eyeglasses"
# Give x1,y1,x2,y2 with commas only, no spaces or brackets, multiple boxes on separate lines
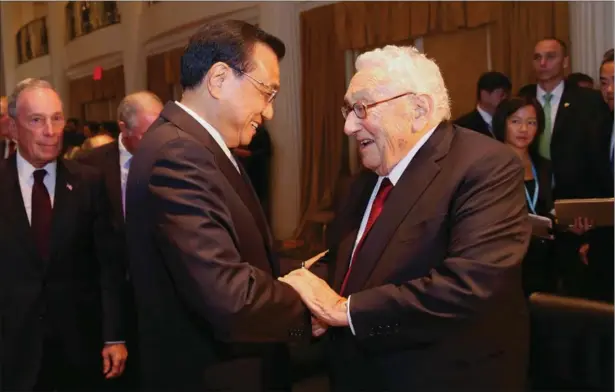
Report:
280,45,531,391
124,20,311,391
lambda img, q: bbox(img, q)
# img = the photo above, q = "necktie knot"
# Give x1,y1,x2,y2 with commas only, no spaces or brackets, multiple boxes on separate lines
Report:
544,93,553,103
377,178,393,200
33,169,47,184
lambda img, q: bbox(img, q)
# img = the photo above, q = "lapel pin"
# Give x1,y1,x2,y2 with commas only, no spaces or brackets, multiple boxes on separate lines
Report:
564,102,570,108
66,183,73,191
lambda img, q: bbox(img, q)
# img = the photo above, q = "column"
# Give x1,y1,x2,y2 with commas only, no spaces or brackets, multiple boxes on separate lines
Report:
47,1,70,107
259,2,302,240
1,1,17,94
569,1,615,81
118,1,146,94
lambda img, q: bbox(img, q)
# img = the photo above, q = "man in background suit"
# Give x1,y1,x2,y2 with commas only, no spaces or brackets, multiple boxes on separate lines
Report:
0,96,16,159
519,37,606,200
125,20,312,391
454,71,511,137
0,79,127,391
78,91,162,390
281,45,531,391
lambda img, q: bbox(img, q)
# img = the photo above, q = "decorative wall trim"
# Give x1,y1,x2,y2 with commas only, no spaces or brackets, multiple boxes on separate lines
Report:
65,51,123,80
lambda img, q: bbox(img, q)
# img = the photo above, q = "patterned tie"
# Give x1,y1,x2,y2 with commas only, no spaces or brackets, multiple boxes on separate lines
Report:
539,92,553,160
32,169,52,260
340,178,394,294
122,157,132,218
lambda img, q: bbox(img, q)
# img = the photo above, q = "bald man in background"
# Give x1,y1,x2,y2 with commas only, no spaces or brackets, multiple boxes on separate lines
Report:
78,91,163,390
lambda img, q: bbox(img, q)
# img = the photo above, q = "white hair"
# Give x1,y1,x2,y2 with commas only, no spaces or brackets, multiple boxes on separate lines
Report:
355,45,451,122
117,91,162,132
7,78,55,118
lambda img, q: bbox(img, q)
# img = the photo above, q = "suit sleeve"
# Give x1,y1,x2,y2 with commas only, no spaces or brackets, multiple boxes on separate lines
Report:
149,138,310,343
91,169,126,342
348,151,530,346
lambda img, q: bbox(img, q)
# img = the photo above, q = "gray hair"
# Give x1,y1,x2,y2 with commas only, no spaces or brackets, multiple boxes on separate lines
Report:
117,91,162,131
356,45,451,122
7,78,55,118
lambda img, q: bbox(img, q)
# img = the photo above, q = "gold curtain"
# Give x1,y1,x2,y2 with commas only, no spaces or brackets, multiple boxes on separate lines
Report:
296,1,568,242
295,5,348,244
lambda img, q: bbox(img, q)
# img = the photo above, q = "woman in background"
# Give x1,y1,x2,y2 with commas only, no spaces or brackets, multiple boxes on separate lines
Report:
492,96,555,295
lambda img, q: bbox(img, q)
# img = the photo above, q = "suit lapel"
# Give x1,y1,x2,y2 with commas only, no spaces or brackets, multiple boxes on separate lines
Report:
332,172,377,292
159,103,274,258
343,123,452,294
551,85,572,142
0,155,40,262
49,160,78,263
103,142,123,227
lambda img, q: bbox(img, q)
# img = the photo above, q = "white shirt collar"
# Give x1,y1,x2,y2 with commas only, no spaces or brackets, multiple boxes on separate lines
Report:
476,105,493,128
537,80,565,101
385,124,438,186
174,101,239,172
118,135,132,168
16,149,57,186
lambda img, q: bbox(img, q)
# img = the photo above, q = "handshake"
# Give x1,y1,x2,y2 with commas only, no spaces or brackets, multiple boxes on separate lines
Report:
278,250,349,337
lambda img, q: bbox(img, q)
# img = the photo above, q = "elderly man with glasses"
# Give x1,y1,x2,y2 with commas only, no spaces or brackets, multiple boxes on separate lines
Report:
123,20,312,392
280,45,531,392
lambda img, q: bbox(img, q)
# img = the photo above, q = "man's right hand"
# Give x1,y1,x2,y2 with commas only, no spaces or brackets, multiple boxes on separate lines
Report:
311,316,328,337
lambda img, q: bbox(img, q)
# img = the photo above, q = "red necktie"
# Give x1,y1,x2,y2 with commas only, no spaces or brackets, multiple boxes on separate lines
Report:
340,178,393,294
32,169,52,260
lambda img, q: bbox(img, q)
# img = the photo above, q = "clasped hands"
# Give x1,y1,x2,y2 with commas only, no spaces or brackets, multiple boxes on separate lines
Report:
279,267,349,337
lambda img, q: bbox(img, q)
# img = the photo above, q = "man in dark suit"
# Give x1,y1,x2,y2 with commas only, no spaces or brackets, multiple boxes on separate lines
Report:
518,37,607,200
454,71,511,137
281,45,531,391
0,78,127,391
124,21,311,391
78,91,162,390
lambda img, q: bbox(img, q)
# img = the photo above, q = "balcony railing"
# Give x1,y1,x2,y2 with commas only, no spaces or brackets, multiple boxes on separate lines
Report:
16,17,49,65
65,1,121,41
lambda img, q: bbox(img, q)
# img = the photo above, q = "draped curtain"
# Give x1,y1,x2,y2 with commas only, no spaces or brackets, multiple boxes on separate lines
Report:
296,1,569,242
68,65,125,119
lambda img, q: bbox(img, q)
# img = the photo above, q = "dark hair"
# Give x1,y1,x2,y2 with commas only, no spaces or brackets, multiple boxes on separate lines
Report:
66,117,79,127
492,96,545,161
601,48,614,70
180,20,286,90
476,71,512,100
85,121,100,134
536,37,568,57
567,72,594,87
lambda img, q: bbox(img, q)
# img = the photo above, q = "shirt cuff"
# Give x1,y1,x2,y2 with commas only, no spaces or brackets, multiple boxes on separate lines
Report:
347,295,356,336
105,341,126,345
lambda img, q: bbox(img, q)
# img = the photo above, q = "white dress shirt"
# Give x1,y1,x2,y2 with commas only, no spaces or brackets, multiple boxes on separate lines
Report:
476,105,493,134
175,101,240,173
16,151,57,224
346,124,438,335
118,136,132,217
537,80,565,135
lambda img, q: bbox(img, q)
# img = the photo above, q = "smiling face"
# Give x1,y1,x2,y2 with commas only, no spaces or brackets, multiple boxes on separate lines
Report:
505,104,538,152
216,42,280,148
600,60,614,111
11,87,65,168
343,68,431,176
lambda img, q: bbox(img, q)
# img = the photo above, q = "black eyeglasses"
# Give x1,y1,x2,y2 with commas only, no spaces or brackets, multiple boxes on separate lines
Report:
341,92,414,120
231,67,278,103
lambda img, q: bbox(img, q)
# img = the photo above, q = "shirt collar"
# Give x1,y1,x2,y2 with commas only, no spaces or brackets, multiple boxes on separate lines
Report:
385,124,438,186
118,135,132,168
537,80,565,100
174,101,239,171
476,105,493,127
16,149,57,185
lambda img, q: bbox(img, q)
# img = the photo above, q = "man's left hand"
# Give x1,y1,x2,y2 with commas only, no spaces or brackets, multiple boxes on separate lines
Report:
102,343,128,379
279,268,348,327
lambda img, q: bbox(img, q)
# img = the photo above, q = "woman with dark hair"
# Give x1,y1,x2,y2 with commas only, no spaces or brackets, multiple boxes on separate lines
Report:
493,96,556,295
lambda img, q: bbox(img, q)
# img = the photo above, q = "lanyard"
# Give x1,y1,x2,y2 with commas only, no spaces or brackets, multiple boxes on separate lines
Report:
524,162,539,215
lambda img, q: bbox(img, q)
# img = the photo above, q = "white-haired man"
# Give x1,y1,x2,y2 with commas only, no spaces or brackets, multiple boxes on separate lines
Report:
0,78,127,391
281,45,531,391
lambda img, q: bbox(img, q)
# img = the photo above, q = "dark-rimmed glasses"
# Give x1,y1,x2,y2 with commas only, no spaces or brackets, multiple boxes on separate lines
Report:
231,67,278,103
341,92,414,119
